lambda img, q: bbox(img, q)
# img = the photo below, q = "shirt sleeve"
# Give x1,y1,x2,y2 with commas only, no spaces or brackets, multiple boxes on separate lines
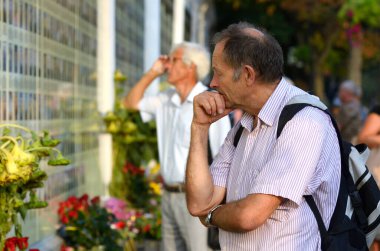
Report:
249,108,331,206
137,93,166,122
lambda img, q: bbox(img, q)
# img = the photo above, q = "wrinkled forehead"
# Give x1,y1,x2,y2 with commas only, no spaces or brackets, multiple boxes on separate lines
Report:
170,47,184,57
212,42,231,69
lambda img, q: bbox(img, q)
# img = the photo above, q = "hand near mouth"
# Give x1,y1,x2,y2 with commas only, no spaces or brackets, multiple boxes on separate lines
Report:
192,91,233,128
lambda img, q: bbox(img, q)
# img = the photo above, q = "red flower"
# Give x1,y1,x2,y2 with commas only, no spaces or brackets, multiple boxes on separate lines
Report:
143,224,151,233
68,210,78,219
30,249,40,251
16,237,29,249
58,205,66,216
67,196,78,206
79,194,89,203
123,162,145,175
90,196,100,205
60,215,69,224
346,9,353,19
4,237,17,251
111,221,126,229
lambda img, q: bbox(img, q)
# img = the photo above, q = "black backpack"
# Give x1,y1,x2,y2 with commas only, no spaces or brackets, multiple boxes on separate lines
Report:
233,94,380,250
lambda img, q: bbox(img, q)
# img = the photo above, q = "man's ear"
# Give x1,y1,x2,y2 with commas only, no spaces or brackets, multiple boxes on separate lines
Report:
243,65,256,86
189,63,197,78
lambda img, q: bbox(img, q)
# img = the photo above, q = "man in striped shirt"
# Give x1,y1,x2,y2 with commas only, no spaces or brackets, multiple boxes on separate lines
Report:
185,22,340,250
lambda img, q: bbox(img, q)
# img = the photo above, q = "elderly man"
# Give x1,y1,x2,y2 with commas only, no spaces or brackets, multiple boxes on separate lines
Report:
185,22,340,250
124,42,231,251
335,80,363,143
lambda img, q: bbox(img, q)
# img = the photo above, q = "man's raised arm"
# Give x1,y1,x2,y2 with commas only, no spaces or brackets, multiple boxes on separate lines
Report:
124,56,168,109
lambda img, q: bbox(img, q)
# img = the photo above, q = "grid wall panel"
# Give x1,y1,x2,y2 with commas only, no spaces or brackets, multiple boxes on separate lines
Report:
1,0,102,245
160,0,173,55
115,0,144,86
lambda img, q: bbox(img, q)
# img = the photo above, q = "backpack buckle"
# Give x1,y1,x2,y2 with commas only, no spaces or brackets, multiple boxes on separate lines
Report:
350,191,368,228
350,191,362,208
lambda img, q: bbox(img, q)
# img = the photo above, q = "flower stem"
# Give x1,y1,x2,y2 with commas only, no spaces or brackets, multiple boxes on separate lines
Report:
0,136,18,147
0,124,32,133
25,147,59,154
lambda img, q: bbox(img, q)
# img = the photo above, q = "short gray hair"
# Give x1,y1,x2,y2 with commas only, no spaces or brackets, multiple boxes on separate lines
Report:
171,42,210,81
340,80,361,97
212,22,283,83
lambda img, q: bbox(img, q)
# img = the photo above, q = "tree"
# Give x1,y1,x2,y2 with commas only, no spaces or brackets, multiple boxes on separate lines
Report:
215,0,380,104
339,0,380,86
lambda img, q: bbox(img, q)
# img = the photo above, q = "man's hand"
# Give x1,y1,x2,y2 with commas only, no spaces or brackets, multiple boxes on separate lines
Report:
193,91,232,127
150,55,169,76
124,55,169,109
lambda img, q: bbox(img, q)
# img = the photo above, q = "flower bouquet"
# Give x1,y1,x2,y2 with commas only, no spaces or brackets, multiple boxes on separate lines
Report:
104,195,162,250
104,70,159,209
0,124,70,250
104,184,162,242
57,194,124,251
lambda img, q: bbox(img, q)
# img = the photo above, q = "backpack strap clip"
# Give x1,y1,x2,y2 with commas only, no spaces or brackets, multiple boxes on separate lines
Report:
350,191,363,208
350,191,368,229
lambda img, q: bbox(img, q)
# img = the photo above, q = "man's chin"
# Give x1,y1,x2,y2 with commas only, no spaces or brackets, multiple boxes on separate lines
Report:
220,96,233,109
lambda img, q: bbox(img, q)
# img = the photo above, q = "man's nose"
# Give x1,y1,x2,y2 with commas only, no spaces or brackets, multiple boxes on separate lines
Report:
209,77,217,88
210,80,218,89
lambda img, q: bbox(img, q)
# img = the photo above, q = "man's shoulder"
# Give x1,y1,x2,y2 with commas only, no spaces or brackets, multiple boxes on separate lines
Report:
279,99,334,136
147,87,176,104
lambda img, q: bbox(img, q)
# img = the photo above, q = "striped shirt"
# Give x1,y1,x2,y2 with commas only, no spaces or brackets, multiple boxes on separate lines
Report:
210,78,341,251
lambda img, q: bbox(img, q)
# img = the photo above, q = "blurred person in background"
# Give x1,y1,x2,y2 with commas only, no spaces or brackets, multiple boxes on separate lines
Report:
335,80,362,143
358,104,380,251
123,42,231,251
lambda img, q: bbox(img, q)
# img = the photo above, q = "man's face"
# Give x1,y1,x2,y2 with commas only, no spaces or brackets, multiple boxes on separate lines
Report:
339,88,354,103
167,48,190,85
210,42,240,109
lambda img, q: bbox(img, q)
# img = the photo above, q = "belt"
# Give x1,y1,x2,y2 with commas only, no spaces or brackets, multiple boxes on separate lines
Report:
164,183,186,193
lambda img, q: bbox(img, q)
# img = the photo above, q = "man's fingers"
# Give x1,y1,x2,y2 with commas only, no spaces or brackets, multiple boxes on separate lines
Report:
208,95,218,116
214,94,226,115
193,91,231,126
201,100,213,115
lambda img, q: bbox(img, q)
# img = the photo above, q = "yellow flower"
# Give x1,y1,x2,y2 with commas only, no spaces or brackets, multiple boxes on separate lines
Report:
114,70,127,82
147,160,160,176
65,226,78,231
149,182,161,195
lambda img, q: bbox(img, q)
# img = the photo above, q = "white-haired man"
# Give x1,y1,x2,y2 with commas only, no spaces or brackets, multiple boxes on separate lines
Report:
124,42,231,251
336,80,363,143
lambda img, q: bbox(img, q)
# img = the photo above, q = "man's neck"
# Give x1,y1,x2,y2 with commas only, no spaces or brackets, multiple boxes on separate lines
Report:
175,81,197,103
240,80,279,117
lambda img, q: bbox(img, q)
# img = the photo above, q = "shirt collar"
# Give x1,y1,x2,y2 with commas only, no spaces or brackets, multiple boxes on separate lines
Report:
258,77,290,127
240,77,291,130
170,82,207,106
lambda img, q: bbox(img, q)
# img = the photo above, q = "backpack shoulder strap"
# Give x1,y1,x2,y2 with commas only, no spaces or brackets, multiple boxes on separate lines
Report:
277,94,329,138
207,135,213,165
277,103,312,138
233,125,244,148
304,195,331,249
233,94,329,147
